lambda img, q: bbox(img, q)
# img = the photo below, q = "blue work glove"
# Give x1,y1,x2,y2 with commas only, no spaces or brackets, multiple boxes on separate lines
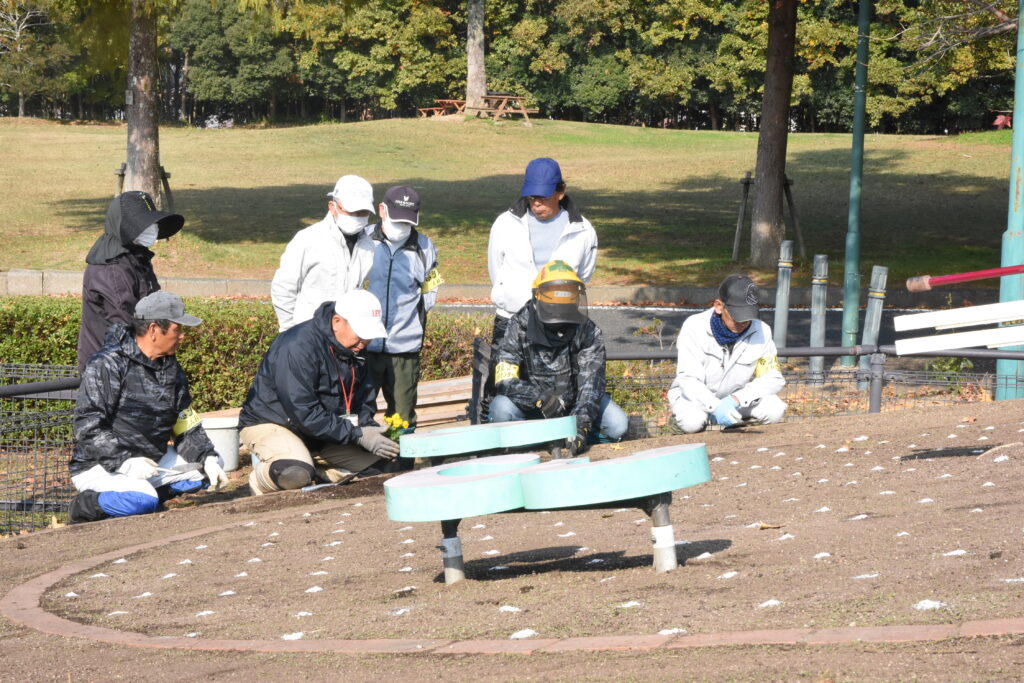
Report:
711,396,742,428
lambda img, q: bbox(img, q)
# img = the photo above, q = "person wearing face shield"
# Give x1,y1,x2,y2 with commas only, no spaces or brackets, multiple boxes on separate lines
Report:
77,191,184,372
667,275,787,433
364,187,442,469
239,290,400,495
489,260,627,456
271,175,377,331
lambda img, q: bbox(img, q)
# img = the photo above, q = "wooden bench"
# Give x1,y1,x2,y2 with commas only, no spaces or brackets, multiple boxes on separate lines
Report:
417,107,446,117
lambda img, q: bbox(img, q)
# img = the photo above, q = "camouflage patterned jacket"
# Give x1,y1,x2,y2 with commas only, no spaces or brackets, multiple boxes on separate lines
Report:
70,324,216,477
493,302,606,435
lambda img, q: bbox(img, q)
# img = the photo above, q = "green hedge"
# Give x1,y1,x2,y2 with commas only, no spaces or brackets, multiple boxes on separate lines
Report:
0,297,490,412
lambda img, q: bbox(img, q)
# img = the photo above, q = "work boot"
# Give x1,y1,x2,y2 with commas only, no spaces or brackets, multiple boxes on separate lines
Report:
68,490,109,524
317,466,354,484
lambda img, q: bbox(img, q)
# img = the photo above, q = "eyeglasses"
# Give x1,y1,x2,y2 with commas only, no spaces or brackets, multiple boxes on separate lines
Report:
527,195,552,203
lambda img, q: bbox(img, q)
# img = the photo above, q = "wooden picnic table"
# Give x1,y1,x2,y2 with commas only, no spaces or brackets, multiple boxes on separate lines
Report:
418,99,467,117
466,93,539,123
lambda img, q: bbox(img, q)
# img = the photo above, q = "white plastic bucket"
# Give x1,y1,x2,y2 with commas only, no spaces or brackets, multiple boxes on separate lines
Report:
202,416,240,472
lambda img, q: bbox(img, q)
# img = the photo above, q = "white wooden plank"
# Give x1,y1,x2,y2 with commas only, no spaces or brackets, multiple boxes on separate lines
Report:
893,300,1024,332
896,324,1024,355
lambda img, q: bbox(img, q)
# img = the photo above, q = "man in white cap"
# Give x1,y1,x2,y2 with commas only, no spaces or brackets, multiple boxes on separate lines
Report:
239,290,400,495
271,175,377,331
68,291,229,523
667,275,787,433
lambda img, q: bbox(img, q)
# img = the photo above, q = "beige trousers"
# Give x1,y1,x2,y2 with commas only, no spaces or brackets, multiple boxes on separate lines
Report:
240,423,379,494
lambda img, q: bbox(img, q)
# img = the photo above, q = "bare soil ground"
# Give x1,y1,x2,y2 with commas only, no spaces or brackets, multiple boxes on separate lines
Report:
3,401,1024,680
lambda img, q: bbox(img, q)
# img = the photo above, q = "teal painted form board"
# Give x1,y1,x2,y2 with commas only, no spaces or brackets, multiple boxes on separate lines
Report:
384,443,711,522
399,417,576,459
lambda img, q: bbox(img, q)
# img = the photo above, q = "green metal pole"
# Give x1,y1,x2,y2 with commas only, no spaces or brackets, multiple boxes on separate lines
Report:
841,0,871,366
996,0,1024,400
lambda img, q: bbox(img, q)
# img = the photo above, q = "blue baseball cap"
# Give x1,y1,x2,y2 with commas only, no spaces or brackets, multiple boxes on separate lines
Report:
520,158,563,198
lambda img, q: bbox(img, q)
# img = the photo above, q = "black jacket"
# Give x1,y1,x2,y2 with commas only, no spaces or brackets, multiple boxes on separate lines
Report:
77,197,161,371
239,301,379,449
494,302,607,435
70,324,215,477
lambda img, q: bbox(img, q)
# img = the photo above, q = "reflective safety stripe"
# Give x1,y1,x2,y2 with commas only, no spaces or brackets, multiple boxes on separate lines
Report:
421,268,444,293
494,361,520,384
754,355,781,378
172,407,202,437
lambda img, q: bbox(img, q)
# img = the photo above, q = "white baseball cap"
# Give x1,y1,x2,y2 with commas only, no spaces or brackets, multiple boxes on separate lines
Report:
327,175,375,214
335,290,387,340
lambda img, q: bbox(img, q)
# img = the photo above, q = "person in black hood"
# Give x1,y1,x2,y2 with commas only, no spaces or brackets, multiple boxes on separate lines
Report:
76,191,184,372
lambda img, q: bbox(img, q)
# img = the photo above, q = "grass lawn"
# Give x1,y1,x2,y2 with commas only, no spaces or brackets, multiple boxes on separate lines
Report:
0,116,1012,287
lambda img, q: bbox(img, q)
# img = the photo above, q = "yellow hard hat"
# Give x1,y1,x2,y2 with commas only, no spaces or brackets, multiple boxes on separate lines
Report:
532,260,586,324
532,260,584,293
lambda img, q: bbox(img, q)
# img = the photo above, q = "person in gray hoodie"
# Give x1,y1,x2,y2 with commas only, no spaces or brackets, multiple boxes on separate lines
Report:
364,187,441,464
76,191,184,372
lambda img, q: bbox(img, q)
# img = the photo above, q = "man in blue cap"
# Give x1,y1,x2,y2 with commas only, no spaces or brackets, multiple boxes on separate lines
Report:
486,158,598,345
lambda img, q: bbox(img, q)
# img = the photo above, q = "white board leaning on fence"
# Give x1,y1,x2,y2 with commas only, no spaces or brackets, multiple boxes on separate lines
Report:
894,300,1024,355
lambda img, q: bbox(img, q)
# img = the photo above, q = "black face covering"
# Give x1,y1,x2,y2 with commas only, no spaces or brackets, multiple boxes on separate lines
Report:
526,305,577,349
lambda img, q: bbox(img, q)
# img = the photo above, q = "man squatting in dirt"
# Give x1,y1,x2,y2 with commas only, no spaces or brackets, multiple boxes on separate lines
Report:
239,289,401,495
490,260,628,455
667,274,787,433
68,292,229,523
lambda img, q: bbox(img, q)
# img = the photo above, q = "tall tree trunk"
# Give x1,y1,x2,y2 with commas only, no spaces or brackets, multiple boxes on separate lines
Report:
750,0,797,269
179,50,190,123
466,0,486,109
18,92,25,117
125,0,161,201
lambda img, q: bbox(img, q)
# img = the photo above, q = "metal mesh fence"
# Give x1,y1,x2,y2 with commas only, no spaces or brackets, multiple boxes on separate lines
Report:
0,364,78,534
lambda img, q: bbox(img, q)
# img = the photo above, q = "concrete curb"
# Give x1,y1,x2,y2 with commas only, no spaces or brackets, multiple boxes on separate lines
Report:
3,500,1022,656
0,269,999,308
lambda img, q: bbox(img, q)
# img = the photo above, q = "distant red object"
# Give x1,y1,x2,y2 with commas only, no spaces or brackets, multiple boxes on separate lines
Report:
993,114,1012,130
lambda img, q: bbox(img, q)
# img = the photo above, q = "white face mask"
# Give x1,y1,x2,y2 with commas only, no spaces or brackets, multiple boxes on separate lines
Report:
134,224,159,248
334,211,369,236
382,219,412,244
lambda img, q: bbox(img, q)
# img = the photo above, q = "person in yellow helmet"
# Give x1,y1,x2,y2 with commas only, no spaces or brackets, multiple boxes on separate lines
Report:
490,260,627,455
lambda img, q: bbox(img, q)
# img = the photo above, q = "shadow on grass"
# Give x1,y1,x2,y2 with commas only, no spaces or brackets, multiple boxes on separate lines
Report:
50,141,1006,286
441,538,732,582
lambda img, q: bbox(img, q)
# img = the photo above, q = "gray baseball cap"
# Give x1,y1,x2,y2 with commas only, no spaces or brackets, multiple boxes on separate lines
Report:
134,291,202,326
718,275,760,322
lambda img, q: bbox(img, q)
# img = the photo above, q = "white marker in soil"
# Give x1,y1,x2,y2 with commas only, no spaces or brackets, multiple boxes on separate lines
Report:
618,601,641,608
479,535,494,541
757,599,781,609
814,553,831,559
659,628,687,636
978,436,989,441
782,498,799,502
64,592,77,598
718,571,738,580
880,491,895,496
499,605,522,613
557,532,577,537
985,425,995,430
735,483,747,488
482,549,500,556
352,503,363,507
305,586,323,593
711,457,724,462
982,482,996,487
918,498,934,504
195,545,208,550
870,466,884,471
133,592,152,599
815,507,831,513
633,519,647,525
757,447,769,452
943,549,967,556
847,514,868,521
400,552,415,558
836,447,849,453
295,611,313,617
510,629,537,639
160,573,177,580
400,538,415,544
243,521,256,527
895,531,910,537
913,600,947,610
88,573,108,579
281,632,304,640
1003,578,1024,583
694,552,714,560
471,523,486,529
399,526,413,531
196,610,215,617
993,455,1010,463
218,590,236,597
326,541,342,547
904,468,916,472
907,444,917,449
777,533,795,541
771,466,782,471
815,444,825,449
775,452,786,457
235,572,248,578
309,570,328,576
107,611,128,616
600,576,616,583
261,543,275,547
853,573,879,579
247,557,262,563
331,529,345,535
399,567,413,572
854,436,869,441
843,463,854,468
178,559,192,565
113,558,127,564
817,479,829,483
320,556,334,562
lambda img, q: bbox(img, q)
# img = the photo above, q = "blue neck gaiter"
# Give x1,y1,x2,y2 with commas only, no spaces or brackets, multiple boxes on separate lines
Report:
710,312,743,346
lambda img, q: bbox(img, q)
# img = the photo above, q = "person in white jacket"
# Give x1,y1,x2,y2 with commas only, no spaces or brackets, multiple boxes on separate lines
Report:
271,175,377,331
667,275,787,433
487,158,598,344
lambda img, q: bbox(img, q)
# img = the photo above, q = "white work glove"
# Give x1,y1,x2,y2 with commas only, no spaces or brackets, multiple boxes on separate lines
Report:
357,425,400,459
118,457,160,480
711,396,742,428
204,456,229,491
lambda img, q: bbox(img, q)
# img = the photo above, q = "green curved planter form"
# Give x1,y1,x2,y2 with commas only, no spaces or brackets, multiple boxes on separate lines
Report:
385,443,710,522
399,417,576,459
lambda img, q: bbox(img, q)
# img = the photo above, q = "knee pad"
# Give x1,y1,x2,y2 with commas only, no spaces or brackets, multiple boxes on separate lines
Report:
269,459,315,490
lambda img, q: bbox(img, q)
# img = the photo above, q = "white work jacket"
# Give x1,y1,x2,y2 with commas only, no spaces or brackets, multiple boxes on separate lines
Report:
670,308,785,411
271,214,375,331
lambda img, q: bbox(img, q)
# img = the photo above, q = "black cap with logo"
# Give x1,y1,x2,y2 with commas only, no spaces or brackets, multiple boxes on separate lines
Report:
718,275,760,322
382,186,420,225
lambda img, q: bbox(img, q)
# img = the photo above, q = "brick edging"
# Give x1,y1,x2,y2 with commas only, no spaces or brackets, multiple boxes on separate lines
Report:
3,505,1023,655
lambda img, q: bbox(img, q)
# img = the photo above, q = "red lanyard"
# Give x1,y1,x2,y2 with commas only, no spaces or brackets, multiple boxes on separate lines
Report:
329,346,357,414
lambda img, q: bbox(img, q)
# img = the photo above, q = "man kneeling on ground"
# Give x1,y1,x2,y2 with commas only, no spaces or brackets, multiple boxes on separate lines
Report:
667,274,787,433
490,260,628,455
239,290,400,495
68,292,229,523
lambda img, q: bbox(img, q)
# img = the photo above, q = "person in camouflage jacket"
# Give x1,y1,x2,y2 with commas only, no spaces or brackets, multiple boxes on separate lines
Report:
489,260,627,455
68,292,227,523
